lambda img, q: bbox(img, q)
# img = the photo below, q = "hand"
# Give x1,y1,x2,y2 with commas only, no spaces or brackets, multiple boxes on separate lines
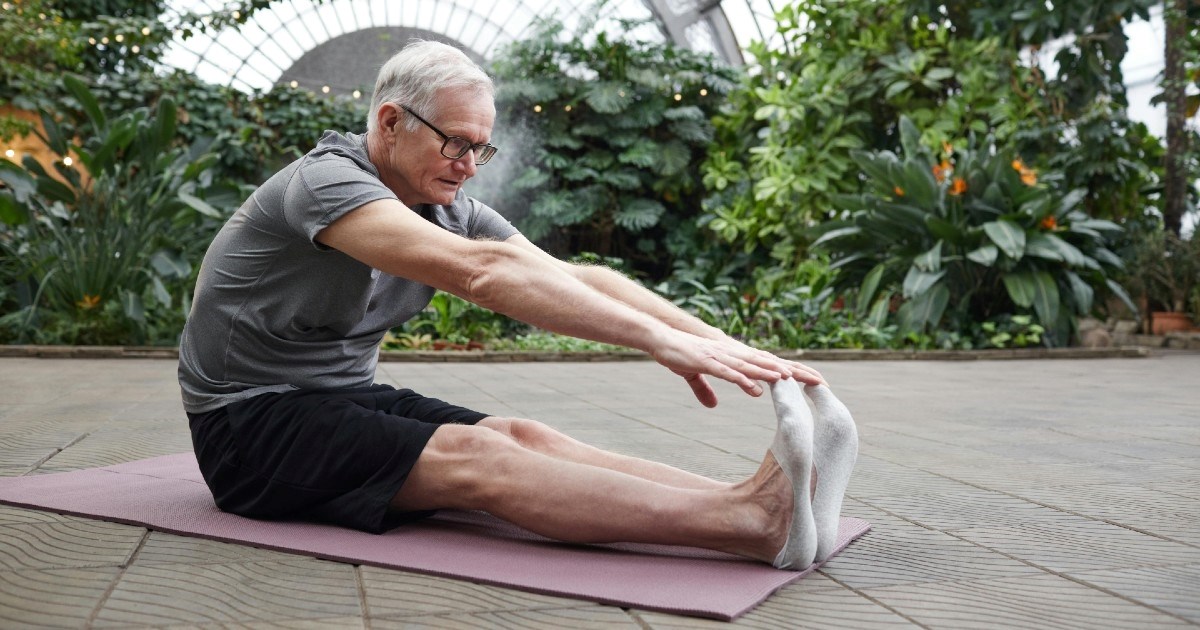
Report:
651,330,814,406
714,335,825,386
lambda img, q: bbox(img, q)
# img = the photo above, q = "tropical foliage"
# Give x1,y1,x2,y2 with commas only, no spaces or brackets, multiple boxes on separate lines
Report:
0,77,227,344
490,13,738,277
813,117,1135,345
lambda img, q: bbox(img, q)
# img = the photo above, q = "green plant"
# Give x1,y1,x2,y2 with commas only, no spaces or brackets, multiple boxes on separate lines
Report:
813,117,1135,346
489,7,737,278
0,76,223,344
1126,228,1200,314
976,315,1045,349
397,292,520,345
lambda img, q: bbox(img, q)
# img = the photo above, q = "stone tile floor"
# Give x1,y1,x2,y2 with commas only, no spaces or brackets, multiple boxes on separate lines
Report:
0,353,1198,628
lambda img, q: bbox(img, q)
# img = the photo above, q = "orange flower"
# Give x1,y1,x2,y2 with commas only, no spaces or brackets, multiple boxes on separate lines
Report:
942,141,954,156
1040,215,1057,230
1012,158,1037,185
949,177,967,196
893,185,905,197
76,294,101,310
932,160,951,184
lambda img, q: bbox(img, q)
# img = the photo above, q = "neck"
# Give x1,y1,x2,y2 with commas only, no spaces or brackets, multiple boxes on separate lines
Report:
365,131,416,205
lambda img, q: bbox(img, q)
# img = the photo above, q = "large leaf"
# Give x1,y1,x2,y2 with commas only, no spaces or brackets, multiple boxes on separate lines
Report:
178,191,223,218
1025,232,1087,266
62,75,107,134
866,291,892,328
913,240,943,272
967,244,999,267
655,140,692,177
613,198,665,231
1029,271,1060,326
1003,272,1036,308
898,284,949,332
1064,271,1093,313
583,82,633,114
1004,271,1060,323
902,266,946,298
150,250,191,279
1106,279,1138,317
983,220,1026,260
898,116,924,161
120,290,146,324
810,226,863,249
0,159,36,202
856,264,885,315
0,191,28,225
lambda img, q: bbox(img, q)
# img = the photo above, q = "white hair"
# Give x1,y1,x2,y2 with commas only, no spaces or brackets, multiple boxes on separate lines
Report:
367,40,494,134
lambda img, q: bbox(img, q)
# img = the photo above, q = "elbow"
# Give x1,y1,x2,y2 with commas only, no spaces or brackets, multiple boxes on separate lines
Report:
460,244,518,310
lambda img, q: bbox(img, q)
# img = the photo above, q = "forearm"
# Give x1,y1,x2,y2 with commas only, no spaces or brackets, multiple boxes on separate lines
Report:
573,265,727,341
460,244,673,352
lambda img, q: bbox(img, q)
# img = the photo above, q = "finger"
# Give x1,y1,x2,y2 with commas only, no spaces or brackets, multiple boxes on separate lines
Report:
684,374,719,408
706,356,773,396
786,362,825,385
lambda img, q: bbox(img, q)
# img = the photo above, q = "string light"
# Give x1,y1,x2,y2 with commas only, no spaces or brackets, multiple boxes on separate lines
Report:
115,34,124,42
289,80,298,88
232,10,240,19
533,104,542,113
673,93,682,101
1,4,11,11
63,157,73,166
141,26,150,35
321,85,330,94
4,149,14,159
699,88,708,96
564,105,572,112
618,90,626,98
131,45,139,53
352,90,361,99
101,36,109,44
88,37,96,45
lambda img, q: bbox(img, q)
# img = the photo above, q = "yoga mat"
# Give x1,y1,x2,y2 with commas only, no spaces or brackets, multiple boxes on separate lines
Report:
0,454,869,620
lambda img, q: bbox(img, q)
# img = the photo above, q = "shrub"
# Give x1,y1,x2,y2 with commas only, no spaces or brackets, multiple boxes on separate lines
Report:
813,117,1136,345
0,76,225,344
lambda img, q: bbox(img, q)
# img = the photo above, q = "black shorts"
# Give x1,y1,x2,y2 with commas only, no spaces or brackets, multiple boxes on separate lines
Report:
187,384,488,534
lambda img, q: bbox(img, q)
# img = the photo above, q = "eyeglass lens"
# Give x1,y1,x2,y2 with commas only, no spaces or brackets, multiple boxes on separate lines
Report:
442,137,497,164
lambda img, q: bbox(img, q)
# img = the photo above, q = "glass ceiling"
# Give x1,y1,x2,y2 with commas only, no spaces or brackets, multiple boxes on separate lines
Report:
162,0,788,93
161,1,1166,137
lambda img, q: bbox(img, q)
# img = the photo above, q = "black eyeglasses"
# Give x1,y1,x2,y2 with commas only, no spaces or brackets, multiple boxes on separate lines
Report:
401,105,498,165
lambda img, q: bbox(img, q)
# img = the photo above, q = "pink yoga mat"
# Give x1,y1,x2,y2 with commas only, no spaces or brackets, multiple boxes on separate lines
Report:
0,453,869,620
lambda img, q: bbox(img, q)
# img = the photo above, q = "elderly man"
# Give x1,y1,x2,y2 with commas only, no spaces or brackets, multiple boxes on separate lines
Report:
179,41,856,570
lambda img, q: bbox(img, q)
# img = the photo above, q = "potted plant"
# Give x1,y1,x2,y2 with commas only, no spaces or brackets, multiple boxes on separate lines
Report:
1128,229,1200,334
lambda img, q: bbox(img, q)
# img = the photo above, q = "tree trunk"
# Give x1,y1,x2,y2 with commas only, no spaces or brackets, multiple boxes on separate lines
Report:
1162,0,1190,235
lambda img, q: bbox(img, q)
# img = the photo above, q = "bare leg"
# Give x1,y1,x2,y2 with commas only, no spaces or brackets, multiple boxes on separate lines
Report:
390,424,791,563
477,416,729,490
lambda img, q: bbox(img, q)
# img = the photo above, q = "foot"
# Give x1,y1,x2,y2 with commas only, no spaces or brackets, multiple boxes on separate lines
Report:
806,384,859,562
768,379,817,570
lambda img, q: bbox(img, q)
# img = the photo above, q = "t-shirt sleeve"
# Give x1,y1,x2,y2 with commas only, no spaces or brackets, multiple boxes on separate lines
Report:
467,196,520,241
283,154,398,247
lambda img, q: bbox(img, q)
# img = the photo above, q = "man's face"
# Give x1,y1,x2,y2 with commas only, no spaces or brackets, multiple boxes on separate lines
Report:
380,87,496,207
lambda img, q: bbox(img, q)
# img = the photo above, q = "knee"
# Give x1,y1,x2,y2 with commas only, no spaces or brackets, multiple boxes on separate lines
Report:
489,417,566,453
421,425,523,503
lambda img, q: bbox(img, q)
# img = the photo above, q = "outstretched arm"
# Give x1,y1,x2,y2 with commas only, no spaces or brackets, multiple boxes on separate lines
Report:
316,199,797,401
504,235,825,405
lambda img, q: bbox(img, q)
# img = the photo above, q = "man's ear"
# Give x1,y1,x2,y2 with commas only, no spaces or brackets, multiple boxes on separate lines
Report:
376,103,402,136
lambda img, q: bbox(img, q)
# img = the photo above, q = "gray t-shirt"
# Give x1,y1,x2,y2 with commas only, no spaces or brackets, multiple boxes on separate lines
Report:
178,131,518,413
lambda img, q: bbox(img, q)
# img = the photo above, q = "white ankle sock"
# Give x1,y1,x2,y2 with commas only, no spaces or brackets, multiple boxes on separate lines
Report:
805,384,859,562
768,379,816,570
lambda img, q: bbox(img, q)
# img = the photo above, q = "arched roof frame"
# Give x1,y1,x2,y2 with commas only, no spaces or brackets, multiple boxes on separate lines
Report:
162,1,794,93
